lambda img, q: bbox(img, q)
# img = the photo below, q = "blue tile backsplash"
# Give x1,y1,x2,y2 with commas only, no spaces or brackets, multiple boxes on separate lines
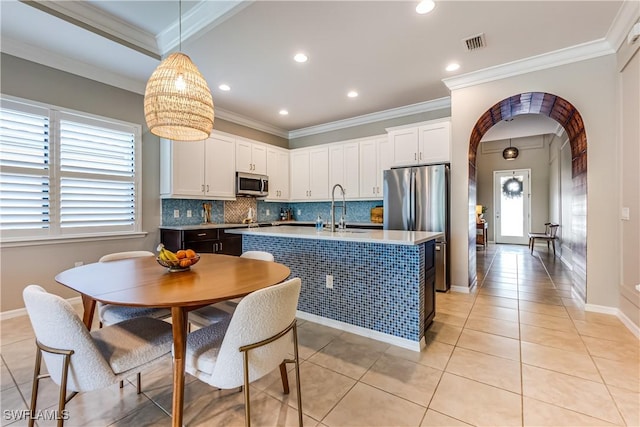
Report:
162,199,383,226
242,234,426,342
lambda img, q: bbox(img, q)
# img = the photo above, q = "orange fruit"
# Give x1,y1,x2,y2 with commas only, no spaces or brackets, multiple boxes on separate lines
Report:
176,250,187,259
179,258,191,268
185,249,196,258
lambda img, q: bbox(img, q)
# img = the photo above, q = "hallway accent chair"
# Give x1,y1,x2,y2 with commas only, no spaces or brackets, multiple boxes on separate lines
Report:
528,223,560,256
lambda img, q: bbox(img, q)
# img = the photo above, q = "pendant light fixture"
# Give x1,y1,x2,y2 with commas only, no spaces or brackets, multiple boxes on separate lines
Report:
502,138,519,160
144,0,214,141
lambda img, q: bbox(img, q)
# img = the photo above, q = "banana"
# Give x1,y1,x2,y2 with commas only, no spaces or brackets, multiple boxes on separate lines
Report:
157,244,179,263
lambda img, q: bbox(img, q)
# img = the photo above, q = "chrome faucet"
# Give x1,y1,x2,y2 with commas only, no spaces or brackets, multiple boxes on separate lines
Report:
331,184,346,232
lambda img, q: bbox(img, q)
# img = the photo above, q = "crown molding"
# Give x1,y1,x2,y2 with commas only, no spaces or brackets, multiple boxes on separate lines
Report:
22,0,160,59
157,1,252,55
215,108,289,139
288,97,451,139
606,0,640,51
1,37,148,95
442,39,614,91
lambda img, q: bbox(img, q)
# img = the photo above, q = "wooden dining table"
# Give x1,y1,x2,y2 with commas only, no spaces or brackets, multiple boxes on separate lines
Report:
55,253,291,427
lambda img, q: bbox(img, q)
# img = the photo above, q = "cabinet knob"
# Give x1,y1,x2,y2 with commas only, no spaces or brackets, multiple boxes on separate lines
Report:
206,184,209,192
414,153,417,160
201,184,205,192
419,152,422,160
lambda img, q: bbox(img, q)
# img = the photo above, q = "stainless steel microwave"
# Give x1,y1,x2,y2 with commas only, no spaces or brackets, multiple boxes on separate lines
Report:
236,172,269,197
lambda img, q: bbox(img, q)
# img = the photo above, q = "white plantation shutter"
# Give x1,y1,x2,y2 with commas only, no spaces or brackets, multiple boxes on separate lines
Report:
59,118,136,231
0,97,141,240
0,104,51,235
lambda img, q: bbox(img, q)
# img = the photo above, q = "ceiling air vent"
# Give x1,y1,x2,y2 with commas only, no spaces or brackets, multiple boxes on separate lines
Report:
463,33,486,51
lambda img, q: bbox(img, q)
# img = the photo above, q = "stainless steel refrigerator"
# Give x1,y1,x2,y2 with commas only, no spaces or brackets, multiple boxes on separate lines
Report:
383,164,450,291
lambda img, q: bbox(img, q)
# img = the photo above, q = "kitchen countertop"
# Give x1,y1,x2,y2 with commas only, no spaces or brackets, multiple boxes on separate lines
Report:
159,221,383,231
227,225,442,245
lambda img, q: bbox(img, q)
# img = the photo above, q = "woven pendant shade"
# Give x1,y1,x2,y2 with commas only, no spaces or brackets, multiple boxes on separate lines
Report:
144,52,214,141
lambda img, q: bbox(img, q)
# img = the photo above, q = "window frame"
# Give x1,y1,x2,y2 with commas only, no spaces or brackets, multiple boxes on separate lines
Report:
0,95,143,244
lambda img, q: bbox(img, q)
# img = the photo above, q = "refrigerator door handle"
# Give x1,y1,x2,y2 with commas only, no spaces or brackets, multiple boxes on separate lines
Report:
409,169,415,230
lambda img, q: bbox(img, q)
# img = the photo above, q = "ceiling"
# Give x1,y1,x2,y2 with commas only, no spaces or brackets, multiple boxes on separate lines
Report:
0,1,628,138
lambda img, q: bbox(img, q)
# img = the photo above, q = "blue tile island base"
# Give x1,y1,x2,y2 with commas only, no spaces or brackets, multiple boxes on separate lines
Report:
242,233,435,350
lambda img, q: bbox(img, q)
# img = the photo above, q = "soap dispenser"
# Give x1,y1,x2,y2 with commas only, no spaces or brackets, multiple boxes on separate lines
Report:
315,215,323,231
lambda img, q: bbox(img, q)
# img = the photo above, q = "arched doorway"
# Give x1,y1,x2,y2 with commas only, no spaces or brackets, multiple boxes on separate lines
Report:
468,92,587,301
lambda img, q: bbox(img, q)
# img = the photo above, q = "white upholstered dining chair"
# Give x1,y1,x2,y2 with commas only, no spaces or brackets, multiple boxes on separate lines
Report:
188,251,275,328
22,285,174,427
97,251,172,327
185,277,303,427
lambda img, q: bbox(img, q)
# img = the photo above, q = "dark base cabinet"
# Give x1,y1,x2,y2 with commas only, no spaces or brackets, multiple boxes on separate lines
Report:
160,228,242,256
424,240,436,334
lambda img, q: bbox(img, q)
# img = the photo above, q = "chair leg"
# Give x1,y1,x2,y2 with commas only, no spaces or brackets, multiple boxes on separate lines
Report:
28,347,43,427
552,240,556,258
119,380,124,388
530,238,535,254
136,372,141,394
292,323,303,427
56,352,74,427
279,362,289,394
243,350,251,427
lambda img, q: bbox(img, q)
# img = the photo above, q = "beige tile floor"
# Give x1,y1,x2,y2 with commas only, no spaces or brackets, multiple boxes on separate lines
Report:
1,244,639,426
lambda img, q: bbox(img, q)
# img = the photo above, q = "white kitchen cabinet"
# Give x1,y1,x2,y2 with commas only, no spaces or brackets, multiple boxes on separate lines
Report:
236,138,267,174
205,134,236,199
266,146,289,200
290,146,329,200
160,132,236,200
359,136,393,199
389,119,451,167
329,142,359,199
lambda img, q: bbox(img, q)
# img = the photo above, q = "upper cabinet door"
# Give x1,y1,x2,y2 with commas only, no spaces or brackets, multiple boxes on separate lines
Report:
235,139,253,173
266,147,289,200
309,147,329,200
329,142,359,199
168,139,206,196
236,139,267,174
251,144,267,175
418,121,451,164
205,134,236,199
390,127,419,167
290,150,311,200
359,138,378,199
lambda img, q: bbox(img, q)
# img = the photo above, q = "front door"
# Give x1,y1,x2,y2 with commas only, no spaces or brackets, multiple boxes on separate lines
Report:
494,169,530,245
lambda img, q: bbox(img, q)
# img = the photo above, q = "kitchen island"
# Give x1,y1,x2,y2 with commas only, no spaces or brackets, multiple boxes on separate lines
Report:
228,225,442,350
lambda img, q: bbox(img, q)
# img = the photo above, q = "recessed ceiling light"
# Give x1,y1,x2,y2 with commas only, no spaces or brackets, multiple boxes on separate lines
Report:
218,84,231,91
445,63,460,72
279,109,289,116
416,0,435,15
294,53,308,63
347,91,358,98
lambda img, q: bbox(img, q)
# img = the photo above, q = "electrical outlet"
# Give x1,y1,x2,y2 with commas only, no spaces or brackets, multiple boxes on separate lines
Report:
297,209,301,216
326,274,334,289
186,210,192,218
621,207,630,221
636,284,640,292
266,209,270,216
173,209,179,218
74,261,83,267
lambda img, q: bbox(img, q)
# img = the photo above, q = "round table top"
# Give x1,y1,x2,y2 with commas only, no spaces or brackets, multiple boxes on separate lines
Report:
55,253,291,308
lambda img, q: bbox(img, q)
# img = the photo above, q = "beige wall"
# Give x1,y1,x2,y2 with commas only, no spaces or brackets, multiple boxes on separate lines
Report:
618,27,640,324
450,54,620,308
476,135,550,243
0,54,280,312
289,109,450,148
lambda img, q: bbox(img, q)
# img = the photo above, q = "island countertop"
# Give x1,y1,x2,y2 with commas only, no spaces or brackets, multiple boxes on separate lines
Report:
227,225,442,245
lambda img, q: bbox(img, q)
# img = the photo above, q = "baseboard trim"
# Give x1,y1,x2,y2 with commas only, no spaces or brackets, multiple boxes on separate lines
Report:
585,303,640,339
559,255,573,270
451,285,471,294
1,296,82,321
296,310,423,352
